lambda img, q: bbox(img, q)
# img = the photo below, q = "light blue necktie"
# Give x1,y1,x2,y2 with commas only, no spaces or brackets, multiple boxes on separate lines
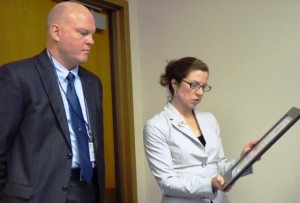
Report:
66,72,93,184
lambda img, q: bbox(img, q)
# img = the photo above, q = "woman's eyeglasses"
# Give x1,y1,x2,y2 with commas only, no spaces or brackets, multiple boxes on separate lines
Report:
182,79,212,92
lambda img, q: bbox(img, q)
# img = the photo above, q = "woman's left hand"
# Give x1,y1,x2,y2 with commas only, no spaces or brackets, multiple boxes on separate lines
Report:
241,140,258,156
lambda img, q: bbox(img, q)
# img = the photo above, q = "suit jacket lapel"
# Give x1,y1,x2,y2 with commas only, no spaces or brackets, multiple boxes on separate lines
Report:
164,103,201,144
35,50,71,149
79,69,99,150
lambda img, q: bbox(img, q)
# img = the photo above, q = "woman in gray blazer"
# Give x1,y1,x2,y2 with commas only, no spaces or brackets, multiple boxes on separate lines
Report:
143,57,257,203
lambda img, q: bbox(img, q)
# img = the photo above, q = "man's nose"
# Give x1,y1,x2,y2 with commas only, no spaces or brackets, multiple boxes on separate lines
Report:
87,35,95,45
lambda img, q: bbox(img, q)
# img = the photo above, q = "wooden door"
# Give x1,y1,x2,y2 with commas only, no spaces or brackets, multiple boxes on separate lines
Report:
0,1,116,202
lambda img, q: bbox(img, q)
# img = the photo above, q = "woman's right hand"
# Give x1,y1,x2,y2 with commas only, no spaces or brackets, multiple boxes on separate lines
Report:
211,175,225,191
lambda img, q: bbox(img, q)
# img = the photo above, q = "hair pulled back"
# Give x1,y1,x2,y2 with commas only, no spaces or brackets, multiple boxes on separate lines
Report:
160,57,209,97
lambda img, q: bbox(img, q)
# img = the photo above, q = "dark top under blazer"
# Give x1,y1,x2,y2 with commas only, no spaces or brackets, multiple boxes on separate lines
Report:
0,50,105,202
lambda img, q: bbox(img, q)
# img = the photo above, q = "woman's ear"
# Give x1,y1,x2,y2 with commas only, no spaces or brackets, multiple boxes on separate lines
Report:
171,79,178,90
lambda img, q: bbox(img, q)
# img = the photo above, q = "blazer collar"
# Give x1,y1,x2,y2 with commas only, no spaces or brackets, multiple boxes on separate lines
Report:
78,69,100,151
35,49,71,149
79,69,95,131
164,103,202,144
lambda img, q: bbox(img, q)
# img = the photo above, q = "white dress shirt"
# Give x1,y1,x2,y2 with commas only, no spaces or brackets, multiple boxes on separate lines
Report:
49,55,89,168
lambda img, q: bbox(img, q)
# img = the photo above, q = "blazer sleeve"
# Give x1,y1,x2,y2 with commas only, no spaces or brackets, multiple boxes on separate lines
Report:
207,113,253,177
0,66,24,193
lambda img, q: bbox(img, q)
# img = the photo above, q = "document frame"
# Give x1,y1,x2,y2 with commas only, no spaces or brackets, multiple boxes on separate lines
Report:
222,107,300,192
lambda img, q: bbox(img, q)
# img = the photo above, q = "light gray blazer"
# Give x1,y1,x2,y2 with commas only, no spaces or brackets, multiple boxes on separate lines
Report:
144,103,237,203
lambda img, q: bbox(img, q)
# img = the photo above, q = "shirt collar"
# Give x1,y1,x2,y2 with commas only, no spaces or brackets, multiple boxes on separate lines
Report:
47,50,79,81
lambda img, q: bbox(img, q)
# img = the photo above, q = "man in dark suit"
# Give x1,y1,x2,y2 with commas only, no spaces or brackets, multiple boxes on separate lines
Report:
0,2,105,202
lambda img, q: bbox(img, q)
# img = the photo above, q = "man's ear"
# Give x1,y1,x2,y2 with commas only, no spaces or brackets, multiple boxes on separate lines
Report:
50,24,61,42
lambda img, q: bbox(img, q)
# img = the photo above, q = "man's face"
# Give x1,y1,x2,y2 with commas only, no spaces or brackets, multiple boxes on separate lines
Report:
58,12,96,69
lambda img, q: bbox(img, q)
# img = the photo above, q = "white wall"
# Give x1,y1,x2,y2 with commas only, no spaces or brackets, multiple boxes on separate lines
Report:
129,1,300,203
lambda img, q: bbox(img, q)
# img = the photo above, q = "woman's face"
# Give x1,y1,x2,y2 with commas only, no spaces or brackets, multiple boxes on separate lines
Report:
172,70,209,111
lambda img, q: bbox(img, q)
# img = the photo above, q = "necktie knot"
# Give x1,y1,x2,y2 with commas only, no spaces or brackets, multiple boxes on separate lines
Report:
66,72,75,82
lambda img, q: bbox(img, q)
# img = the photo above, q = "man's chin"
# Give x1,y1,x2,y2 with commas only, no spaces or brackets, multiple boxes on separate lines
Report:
78,57,89,65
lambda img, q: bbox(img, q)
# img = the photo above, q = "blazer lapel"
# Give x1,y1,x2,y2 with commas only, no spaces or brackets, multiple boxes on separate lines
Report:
79,69,99,150
164,103,200,144
35,50,71,149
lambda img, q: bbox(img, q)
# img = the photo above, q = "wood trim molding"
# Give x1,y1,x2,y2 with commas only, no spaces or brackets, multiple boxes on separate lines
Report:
53,1,137,203
106,1,137,203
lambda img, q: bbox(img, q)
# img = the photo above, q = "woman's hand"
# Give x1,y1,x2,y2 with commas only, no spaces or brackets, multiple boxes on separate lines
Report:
211,175,225,191
241,140,258,156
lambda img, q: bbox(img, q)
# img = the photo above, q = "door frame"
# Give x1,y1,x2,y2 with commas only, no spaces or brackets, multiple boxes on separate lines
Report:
54,1,136,203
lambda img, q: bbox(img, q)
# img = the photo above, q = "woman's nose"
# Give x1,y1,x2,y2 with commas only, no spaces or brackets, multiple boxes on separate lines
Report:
195,87,204,95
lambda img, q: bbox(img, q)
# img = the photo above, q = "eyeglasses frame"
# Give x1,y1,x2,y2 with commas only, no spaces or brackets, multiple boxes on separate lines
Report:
182,79,212,92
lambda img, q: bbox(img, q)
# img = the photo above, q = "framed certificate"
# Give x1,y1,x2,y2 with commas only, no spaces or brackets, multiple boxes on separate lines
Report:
222,107,300,192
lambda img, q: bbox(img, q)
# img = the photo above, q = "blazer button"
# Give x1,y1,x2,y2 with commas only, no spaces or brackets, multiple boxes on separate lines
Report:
201,163,207,168
66,154,73,159
62,185,68,192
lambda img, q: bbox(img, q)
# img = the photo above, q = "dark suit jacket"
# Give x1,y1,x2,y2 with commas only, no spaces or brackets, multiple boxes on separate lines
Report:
0,50,105,202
